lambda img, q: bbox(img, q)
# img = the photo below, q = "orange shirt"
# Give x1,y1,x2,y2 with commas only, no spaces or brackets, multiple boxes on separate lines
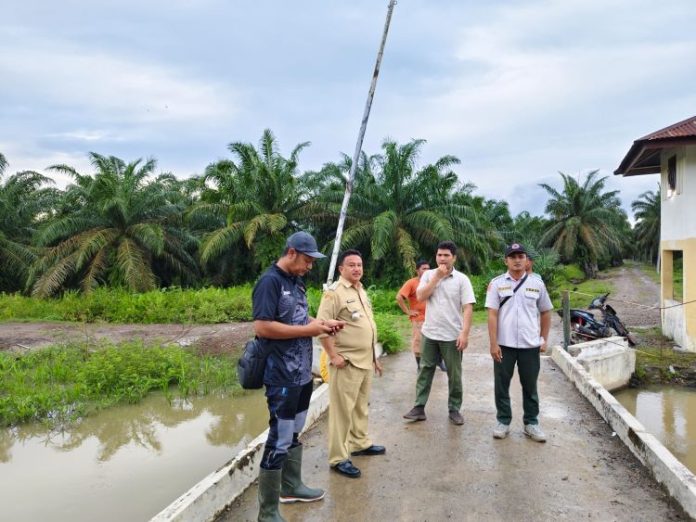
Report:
398,277,426,322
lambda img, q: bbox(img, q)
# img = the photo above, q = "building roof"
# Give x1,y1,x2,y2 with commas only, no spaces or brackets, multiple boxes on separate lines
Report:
614,115,696,176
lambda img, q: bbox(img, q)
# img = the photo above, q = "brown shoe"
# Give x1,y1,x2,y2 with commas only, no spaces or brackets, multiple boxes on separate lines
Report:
403,406,426,421
448,410,464,425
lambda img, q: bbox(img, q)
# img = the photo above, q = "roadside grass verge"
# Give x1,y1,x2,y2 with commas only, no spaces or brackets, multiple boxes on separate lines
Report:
0,341,239,427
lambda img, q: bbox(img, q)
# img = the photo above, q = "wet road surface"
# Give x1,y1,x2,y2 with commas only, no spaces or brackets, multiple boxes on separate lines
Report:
218,328,687,522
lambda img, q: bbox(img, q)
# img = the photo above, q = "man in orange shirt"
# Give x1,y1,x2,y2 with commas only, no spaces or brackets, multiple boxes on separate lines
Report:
396,260,430,369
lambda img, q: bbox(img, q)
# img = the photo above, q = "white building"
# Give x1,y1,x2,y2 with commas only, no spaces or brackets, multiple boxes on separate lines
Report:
615,115,696,352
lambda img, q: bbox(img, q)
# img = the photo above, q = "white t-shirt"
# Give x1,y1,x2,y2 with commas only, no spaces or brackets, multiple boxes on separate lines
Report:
418,268,476,342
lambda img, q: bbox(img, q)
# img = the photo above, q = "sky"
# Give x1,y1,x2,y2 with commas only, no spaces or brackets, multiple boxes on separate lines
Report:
2,0,696,218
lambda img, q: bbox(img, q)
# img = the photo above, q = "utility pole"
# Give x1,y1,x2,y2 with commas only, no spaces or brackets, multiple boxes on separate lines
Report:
325,0,397,285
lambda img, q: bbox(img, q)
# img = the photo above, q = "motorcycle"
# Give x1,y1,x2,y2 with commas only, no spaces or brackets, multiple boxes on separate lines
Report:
558,293,637,346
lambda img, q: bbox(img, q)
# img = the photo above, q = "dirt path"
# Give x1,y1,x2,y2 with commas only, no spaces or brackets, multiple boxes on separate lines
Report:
0,322,254,354
594,263,661,329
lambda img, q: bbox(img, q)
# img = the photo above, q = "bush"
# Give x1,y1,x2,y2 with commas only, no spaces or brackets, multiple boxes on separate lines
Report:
374,313,403,354
0,341,239,427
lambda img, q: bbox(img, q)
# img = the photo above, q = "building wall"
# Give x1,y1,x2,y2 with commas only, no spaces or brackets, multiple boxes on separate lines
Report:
661,145,696,241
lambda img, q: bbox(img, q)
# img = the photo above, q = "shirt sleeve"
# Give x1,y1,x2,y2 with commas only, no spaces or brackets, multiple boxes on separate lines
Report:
397,279,413,299
484,279,500,310
461,275,476,305
252,275,279,321
537,283,554,312
316,290,338,321
417,270,431,295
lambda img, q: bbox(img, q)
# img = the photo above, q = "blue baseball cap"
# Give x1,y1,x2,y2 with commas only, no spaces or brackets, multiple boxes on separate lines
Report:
286,231,326,259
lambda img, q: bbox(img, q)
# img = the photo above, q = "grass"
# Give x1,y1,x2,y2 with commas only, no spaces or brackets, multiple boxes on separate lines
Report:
0,341,239,427
631,327,696,385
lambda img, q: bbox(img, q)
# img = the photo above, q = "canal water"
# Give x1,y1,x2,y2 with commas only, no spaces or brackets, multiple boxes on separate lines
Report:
614,385,696,475
0,390,268,522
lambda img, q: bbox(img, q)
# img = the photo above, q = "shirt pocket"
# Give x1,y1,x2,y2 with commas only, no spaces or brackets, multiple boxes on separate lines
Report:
523,288,540,307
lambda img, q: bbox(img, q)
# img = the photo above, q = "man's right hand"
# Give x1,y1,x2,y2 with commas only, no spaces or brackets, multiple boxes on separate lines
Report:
490,344,502,363
308,319,335,336
330,353,347,368
434,264,450,281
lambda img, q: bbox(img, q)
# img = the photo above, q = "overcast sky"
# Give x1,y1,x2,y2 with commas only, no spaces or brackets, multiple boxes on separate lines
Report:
2,0,695,218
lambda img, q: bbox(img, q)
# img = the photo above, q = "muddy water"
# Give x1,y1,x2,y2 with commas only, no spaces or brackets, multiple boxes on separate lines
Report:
614,386,696,474
0,390,268,522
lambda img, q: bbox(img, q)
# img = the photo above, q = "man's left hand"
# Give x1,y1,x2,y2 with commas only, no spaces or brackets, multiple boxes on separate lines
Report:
456,332,469,352
540,337,547,353
374,359,383,377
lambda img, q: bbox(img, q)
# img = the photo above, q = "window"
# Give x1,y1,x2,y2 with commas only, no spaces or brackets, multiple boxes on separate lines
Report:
667,155,677,198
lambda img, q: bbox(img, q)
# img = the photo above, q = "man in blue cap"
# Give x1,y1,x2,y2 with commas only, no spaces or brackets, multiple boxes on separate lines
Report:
252,231,345,521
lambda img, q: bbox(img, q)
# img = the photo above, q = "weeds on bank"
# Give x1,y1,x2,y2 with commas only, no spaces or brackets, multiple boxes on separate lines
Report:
0,341,239,427
631,327,696,385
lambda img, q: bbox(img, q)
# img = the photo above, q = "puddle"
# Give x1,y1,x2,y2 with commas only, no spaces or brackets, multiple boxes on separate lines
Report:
614,385,696,474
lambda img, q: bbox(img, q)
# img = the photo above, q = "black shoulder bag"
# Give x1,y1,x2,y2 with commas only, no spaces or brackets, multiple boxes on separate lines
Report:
237,288,299,390
498,274,528,310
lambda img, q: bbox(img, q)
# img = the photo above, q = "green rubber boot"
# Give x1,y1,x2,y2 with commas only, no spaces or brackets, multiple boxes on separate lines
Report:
279,445,325,503
257,468,285,522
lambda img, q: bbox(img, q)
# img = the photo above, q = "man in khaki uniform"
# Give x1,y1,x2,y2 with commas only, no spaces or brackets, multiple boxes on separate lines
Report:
316,249,385,478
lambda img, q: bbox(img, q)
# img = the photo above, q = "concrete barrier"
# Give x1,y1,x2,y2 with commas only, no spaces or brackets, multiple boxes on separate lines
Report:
565,336,635,391
551,345,696,518
150,383,330,522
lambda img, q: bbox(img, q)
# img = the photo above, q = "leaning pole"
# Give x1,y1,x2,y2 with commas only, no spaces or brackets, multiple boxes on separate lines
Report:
325,0,397,285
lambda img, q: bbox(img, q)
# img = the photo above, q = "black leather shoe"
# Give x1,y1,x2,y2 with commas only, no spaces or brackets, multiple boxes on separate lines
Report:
351,444,386,456
331,459,361,478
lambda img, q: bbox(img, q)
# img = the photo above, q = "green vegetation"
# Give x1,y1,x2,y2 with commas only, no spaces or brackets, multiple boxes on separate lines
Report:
631,327,696,386
552,263,613,309
540,171,627,278
0,286,253,323
0,341,238,427
631,185,660,266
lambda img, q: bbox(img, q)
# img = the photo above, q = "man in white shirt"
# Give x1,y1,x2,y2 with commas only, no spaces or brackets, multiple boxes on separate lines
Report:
403,241,476,425
485,243,553,442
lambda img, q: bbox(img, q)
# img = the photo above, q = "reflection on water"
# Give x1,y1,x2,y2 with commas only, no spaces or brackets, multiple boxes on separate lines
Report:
0,390,268,522
614,385,696,474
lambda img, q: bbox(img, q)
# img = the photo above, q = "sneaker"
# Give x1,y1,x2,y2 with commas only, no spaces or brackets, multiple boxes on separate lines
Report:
492,422,511,439
448,410,464,425
403,406,426,421
524,424,547,442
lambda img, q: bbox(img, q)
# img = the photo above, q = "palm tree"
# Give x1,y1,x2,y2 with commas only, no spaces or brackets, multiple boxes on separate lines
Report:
308,138,496,284
28,153,199,297
0,154,58,292
539,170,627,278
190,130,311,282
632,185,660,265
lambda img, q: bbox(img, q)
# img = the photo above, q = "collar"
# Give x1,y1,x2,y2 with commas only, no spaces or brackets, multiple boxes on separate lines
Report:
505,271,526,283
338,276,362,289
271,262,298,282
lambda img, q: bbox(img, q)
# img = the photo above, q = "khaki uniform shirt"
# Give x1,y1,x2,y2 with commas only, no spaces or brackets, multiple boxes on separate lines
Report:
316,277,377,370
485,272,553,348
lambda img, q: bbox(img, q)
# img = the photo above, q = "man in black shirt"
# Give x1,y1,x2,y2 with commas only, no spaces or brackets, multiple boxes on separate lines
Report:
252,231,344,521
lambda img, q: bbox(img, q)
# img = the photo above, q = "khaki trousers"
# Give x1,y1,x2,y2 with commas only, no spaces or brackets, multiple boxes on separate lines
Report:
328,362,373,466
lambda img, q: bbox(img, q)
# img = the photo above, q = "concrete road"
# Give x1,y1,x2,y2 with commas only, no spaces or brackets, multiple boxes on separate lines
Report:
219,333,687,521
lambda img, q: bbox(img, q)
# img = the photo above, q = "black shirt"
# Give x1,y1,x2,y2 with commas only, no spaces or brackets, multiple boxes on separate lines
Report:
252,263,312,387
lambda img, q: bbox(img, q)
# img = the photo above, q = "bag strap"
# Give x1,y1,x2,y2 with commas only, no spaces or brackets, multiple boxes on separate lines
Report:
498,274,528,310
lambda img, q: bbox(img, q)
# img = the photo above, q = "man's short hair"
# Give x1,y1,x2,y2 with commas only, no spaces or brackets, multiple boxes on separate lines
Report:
337,249,362,267
436,241,457,256
415,259,429,270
